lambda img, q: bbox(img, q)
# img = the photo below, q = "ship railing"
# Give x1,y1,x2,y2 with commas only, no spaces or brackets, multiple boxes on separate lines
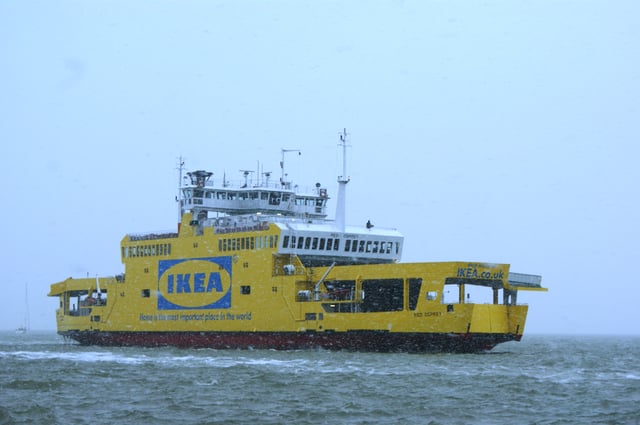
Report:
128,231,179,241
265,215,332,225
214,222,271,234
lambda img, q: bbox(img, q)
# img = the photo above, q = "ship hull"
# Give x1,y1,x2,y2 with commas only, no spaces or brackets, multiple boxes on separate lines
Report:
60,330,521,353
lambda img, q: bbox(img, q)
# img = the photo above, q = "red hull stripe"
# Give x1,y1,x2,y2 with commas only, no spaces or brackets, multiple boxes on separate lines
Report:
61,330,521,353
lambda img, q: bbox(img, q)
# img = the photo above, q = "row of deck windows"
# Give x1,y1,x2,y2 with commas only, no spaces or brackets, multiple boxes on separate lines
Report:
344,239,395,254
282,236,340,251
122,235,395,258
219,235,279,252
122,244,172,258
282,235,397,255
123,236,281,257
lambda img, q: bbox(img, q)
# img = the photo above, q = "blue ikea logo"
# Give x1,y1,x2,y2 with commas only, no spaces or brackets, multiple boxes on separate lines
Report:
157,257,232,310
167,273,223,294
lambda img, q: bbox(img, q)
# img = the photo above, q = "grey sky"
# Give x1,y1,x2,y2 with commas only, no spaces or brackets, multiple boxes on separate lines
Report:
1,1,638,334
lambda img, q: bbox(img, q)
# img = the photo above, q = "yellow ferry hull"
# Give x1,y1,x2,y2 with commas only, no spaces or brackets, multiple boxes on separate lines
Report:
58,329,522,353
49,256,535,352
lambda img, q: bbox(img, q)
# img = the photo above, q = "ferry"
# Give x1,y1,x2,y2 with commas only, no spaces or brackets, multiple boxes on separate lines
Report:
49,130,546,352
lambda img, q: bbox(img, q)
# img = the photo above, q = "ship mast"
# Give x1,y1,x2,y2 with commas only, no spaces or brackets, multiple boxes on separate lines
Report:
177,156,185,221
280,148,301,189
335,128,350,232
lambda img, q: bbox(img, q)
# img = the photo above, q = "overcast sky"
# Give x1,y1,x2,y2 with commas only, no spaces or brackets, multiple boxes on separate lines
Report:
1,0,638,335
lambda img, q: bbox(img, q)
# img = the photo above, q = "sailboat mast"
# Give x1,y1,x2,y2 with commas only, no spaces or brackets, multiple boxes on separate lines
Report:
25,284,29,331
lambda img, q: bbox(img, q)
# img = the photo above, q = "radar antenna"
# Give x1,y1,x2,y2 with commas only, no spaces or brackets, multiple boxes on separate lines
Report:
263,171,272,187
239,170,254,188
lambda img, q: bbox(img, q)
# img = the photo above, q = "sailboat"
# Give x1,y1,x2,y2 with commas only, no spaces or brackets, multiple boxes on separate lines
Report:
16,284,29,334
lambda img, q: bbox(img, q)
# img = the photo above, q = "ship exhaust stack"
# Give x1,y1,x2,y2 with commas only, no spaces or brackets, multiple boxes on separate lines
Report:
335,128,350,232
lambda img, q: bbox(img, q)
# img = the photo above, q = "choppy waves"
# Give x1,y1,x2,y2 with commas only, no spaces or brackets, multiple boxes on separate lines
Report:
1,333,639,425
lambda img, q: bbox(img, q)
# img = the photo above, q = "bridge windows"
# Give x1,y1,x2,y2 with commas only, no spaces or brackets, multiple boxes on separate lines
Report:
268,193,280,205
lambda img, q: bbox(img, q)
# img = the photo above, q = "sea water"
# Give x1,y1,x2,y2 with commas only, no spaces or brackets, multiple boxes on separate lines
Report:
1,332,638,425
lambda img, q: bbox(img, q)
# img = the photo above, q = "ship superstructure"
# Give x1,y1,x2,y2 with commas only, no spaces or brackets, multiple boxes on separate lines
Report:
180,134,403,267
49,130,545,352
